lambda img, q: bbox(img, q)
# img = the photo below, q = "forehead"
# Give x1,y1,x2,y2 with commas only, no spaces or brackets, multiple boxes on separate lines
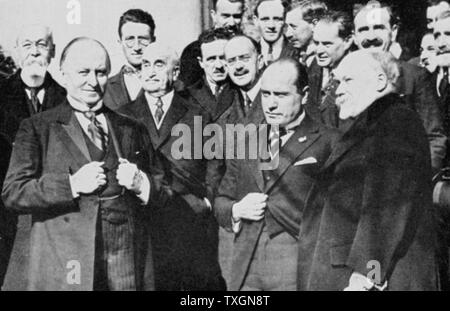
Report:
257,1,285,17
335,55,374,78
262,64,297,90
286,8,305,24
142,47,172,63
216,0,244,13
225,38,255,57
428,2,450,17
313,22,341,41
354,7,391,27
201,39,228,55
121,22,152,36
434,16,450,32
18,26,51,43
65,44,108,69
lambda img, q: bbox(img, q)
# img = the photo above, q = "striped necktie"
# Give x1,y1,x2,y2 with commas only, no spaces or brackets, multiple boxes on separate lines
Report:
84,111,107,151
154,97,164,124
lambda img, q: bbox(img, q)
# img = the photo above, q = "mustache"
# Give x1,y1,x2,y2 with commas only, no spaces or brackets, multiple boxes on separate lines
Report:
233,69,249,76
361,38,384,49
24,58,47,67
213,68,226,74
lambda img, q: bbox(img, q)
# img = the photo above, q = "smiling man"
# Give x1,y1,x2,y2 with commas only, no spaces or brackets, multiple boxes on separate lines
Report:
254,0,298,67
2,37,168,291
215,58,339,291
103,9,156,110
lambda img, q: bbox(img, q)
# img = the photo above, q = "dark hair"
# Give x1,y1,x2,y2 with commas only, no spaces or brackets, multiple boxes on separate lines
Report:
60,37,111,73
354,1,400,28
227,34,261,54
427,0,450,7
265,58,309,94
212,0,246,10
198,27,237,57
254,0,290,17
291,0,328,24
318,10,353,40
118,9,156,41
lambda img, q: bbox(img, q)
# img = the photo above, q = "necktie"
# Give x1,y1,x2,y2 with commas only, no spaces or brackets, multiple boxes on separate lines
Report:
267,44,274,65
269,126,287,160
84,111,107,151
29,88,41,113
154,97,164,124
244,93,252,116
214,84,221,101
440,67,449,98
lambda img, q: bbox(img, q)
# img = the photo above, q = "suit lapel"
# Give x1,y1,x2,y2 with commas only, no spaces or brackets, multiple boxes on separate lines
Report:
55,102,91,168
214,84,237,122
108,71,131,107
156,93,188,149
190,79,217,117
264,115,321,193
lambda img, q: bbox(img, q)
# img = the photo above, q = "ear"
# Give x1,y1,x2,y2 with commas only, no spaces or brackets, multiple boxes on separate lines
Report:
197,56,205,69
344,35,354,51
301,87,310,105
375,72,388,92
173,65,180,82
211,10,217,24
257,54,264,71
49,43,56,59
253,15,260,27
391,24,399,42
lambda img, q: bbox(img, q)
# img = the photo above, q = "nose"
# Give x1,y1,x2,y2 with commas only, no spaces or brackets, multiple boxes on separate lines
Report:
86,72,99,87
29,44,40,56
267,19,276,29
214,58,224,68
266,94,278,110
226,17,236,27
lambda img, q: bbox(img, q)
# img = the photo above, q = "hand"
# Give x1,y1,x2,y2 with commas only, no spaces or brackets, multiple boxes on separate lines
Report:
116,158,143,194
343,272,374,291
232,193,268,222
70,161,106,195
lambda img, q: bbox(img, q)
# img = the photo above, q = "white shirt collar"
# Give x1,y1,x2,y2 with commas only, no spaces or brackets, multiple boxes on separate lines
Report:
144,90,175,129
389,42,403,60
241,79,261,103
66,96,108,137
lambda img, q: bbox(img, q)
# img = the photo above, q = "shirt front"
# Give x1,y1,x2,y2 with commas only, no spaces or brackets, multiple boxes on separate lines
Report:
122,65,143,101
145,90,174,129
261,36,284,65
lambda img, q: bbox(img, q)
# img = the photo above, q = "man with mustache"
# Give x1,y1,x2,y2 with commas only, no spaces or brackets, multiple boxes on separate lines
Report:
297,50,438,291
285,0,328,67
103,9,156,110
254,0,298,67
2,37,168,291
0,24,66,290
304,11,353,128
179,0,245,87
352,1,446,175
118,43,225,290
409,31,438,74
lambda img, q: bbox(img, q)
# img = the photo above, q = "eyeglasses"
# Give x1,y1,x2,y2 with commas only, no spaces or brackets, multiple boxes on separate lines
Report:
20,40,50,51
123,37,152,48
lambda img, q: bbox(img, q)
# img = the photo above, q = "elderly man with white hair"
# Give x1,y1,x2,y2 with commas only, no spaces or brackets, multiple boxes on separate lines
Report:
297,50,439,291
0,24,66,290
118,43,225,291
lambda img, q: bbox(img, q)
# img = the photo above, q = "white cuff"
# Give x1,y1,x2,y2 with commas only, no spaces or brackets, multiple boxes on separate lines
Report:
136,172,150,205
69,175,80,199
434,181,444,205
231,217,242,234
204,198,212,211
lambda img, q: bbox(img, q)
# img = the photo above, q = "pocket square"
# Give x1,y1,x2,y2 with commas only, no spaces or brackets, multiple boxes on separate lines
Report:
294,157,318,166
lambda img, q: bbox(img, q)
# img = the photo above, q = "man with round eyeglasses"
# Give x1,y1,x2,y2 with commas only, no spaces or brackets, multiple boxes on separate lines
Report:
103,9,156,110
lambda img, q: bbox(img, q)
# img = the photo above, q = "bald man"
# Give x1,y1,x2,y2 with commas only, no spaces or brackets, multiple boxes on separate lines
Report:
118,43,225,290
297,50,438,291
2,37,169,291
215,58,339,291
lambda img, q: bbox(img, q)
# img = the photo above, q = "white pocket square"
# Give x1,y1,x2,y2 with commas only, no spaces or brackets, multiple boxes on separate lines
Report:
294,157,318,166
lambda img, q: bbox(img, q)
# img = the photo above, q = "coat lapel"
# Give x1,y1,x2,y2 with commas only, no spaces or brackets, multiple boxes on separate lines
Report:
108,71,131,107
54,102,91,169
264,115,321,193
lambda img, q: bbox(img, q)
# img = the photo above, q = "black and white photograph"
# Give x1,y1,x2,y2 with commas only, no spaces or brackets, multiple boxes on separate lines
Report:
0,0,448,298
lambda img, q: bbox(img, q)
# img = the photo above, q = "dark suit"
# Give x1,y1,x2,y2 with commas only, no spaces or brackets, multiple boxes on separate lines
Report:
118,90,224,290
103,67,144,111
307,59,447,174
298,93,438,291
260,38,299,72
0,70,66,290
215,114,339,290
0,133,12,288
1,102,168,290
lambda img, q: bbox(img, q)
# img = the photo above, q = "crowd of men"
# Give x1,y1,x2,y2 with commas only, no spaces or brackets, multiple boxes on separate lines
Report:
0,0,450,291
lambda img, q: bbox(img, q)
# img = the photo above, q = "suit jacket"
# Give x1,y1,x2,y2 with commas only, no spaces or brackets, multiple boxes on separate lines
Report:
0,133,12,288
118,90,224,290
1,102,168,290
0,70,66,143
297,93,438,291
259,37,300,72
103,67,144,111
0,70,66,290
214,114,339,290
